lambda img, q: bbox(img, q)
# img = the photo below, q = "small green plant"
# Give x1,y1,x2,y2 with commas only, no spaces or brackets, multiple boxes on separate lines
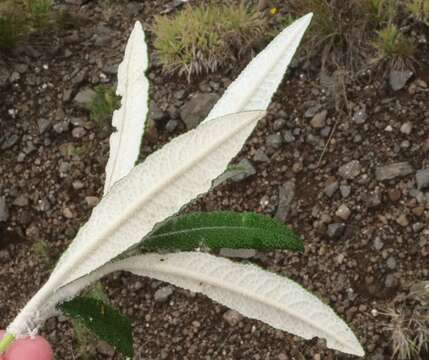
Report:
89,85,121,131
152,2,267,79
25,0,52,30
360,0,397,25
0,1,26,50
0,0,52,50
31,240,51,265
372,23,416,69
406,0,429,25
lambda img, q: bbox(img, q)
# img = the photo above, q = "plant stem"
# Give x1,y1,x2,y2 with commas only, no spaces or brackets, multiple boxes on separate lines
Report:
0,333,15,355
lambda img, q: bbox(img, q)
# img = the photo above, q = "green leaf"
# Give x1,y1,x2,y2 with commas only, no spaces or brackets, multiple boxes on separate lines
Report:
143,211,304,252
58,297,133,358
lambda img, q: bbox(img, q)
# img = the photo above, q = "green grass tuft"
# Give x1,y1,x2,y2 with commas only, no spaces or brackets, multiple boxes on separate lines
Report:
372,23,416,69
89,85,121,131
152,2,267,80
406,0,429,25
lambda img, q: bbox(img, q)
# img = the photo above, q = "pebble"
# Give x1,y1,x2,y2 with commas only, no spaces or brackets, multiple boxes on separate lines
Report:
180,92,219,129
375,162,414,181
336,204,351,220
154,286,174,302
389,70,413,91
283,130,295,143
396,214,409,227
324,181,338,198
352,108,368,124
73,87,96,109
165,119,178,133
275,180,295,222
62,207,74,219
327,223,346,239
304,103,322,118
416,168,429,190
72,127,87,138
310,110,327,129
13,195,29,207
253,149,270,163
384,273,397,288
266,133,283,149
85,196,99,207
230,159,256,182
37,118,51,134
340,185,351,198
400,122,412,135
223,309,242,326
386,256,397,270
96,341,115,357
373,237,384,250
0,197,9,222
338,160,361,180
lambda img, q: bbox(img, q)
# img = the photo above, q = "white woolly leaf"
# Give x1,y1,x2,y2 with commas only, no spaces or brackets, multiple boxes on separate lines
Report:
7,111,265,337
104,21,149,194
203,13,312,123
65,252,365,357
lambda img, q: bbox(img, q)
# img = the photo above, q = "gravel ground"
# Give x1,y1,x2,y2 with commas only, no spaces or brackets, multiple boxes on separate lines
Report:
0,1,429,359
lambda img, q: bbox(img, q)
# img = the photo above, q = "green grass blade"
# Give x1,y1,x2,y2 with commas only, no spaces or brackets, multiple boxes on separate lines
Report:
143,211,304,252
59,297,133,358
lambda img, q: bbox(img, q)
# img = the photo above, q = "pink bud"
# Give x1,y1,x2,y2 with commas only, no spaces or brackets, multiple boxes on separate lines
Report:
0,330,53,360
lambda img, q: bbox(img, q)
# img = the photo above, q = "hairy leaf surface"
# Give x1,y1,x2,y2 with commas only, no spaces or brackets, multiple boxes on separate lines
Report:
86,252,365,357
104,21,149,194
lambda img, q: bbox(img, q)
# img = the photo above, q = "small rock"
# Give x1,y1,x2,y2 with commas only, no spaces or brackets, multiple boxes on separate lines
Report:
304,103,322,118
37,118,51,134
62,207,74,219
388,189,401,202
336,204,351,221
180,93,219,129
324,181,339,198
13,195,29,207
230,159,256,182
154,286,174,302
165,119,179,133
375,162,414,181
1,134,19,150
386,256,397,270
266,133,283,149
389,70,413,91
396,214,409,227
275,180,295,222
400,122,413,135
384,274,397,288
85,196,99,208
253,149,270,163
96,341,115,357
72,126,87,138
416,168,429,190
373,237,384,250
0,197,9,222
219,249,256,258
272,118,286,131
327,223,346,239
73,88,96,109
53,121,69,134
352,108,368,124
310,110,327,129
223,309,242,326
283,130,295,143
338,160,361,180
340,185,351,198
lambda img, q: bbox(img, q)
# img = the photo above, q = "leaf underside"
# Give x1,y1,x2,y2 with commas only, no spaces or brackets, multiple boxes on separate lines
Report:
143,211,304,252
59,297,133,358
